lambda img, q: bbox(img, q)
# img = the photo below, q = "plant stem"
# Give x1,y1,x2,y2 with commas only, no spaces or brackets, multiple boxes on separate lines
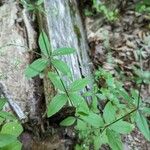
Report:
101,81,143,133
53,67,74,106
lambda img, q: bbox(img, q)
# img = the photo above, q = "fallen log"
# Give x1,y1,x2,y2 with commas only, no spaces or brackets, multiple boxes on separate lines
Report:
0,0,42,121
42,0,93,103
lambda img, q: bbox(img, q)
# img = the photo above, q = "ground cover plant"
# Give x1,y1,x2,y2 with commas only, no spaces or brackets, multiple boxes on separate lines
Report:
25,30,150,149
0,0,149,149
23,0,150,149
0,98,23,150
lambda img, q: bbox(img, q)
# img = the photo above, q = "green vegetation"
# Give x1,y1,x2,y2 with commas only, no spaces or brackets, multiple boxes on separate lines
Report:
0,0,147,149
0,98,23,150
20,0,45,13
84,0,150,22
84,0,119,21
25,31,150,149
136,0,150,14
92,0,118,21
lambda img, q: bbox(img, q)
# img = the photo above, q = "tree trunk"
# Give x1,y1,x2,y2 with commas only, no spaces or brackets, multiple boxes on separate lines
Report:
43,0,93,103
0,0,43,121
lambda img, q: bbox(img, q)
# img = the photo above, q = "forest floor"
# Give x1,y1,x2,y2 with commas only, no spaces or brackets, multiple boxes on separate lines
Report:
0,0,149,150
84,0,150,149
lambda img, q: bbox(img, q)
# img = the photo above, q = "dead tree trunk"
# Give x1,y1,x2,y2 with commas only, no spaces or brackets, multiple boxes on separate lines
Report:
43,0,93,103
0,0,92,125
0,0,43,121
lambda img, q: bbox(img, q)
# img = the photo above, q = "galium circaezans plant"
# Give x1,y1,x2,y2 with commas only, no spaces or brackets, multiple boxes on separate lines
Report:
0,98,23,150
25,31,150,150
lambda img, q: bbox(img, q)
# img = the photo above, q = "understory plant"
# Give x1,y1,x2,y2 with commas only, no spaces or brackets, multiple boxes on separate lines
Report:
84,0,118,21
0,98,23,150
25,31,150,150
135,0,150,14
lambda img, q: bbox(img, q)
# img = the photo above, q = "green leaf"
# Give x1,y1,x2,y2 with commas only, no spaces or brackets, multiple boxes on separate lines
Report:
36,0,44,5
2,140,22,150
119,89,132,102
94,131,108,150
1,122,23,137
0,98,6,110
47,94,67,117
69,93,89,115
0,111,16,120
136,111,150,141
75,119,87,131
0,117,5,124
60,116,76,126
48,72,65,91
51,59,72,78
131,89,141,105
143,0,150,5
91,96,99,113
25,58,48,78
110,120,134,134
38,31,51,57
0,134,16,148
52,48,75,56
69,78,90,92
75,144,83,150
106,129,123,150
80,112,104,128
103,101,116,123
142,107,150,116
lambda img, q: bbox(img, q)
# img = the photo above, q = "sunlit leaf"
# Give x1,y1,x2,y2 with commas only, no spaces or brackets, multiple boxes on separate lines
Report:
110,120,134,134
25,58,48,78
47,94,67,117
103,101,116,123
52,48,75,56
136,111,150,141
2,140,22,150
36,0,44,5
142,107,150,116
69,78,90,92
0,98,6,110
1,122,23,137
80,112,104,128
94,131,108,150
51,59,72,78
60,116,76,126
0,134,16,148
0,111,16,120
69,93,89,115
39,31,51,57
106,129,123,150
48,72,65,91
75,119,87,131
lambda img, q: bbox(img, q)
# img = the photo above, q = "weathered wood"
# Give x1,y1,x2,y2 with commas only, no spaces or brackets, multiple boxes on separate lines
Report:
43,0,93,102
0,1,41,121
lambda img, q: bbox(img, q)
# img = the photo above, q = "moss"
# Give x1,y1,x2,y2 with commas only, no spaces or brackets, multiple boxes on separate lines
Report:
74,25,81,41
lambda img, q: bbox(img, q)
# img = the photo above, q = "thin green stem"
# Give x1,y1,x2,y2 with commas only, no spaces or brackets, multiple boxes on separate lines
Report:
36,6,74,107
53,67,74,106
101,79,143,133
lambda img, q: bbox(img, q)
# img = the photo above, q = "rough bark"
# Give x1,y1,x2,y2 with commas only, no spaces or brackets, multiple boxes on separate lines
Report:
43,0,93,103
0,0,42,121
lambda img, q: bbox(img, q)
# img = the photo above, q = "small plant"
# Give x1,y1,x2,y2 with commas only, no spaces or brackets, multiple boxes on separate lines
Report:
92,0,119,21
25,31,150,150
135,0,150,14
0,98,23,150
84,0,119,21
132,66,150,84
20,0,45,14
